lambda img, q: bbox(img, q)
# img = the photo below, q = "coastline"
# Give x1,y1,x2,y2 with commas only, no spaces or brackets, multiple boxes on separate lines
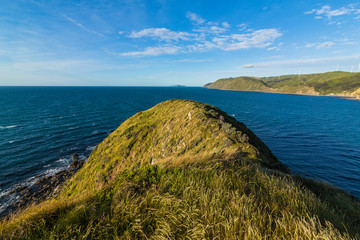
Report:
203,86,360,100
0,154,84,219
1,99,360,239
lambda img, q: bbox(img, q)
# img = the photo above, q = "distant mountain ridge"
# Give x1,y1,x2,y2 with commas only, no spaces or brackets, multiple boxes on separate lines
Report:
204,71,360,98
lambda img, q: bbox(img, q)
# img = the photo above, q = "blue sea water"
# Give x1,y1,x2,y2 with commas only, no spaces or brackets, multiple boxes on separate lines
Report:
1,87,360,213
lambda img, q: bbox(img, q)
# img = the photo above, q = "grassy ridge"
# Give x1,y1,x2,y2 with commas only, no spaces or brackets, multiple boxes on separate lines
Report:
204,71,360,97
1,100,359,239
203,77,271,92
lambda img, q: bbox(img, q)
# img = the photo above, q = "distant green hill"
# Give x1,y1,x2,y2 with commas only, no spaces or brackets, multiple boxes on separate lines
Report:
1,100,359,239
203,76,271,91
204,71,360,98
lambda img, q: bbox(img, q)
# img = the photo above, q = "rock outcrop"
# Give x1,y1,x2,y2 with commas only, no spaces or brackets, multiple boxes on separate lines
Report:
0,154,84,219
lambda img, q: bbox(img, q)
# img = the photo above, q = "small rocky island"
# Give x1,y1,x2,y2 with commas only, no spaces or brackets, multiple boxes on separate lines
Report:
0,100,359,239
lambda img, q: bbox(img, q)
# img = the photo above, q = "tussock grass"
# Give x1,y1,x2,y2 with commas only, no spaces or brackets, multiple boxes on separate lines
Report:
1,99,359,239
1,162,359,239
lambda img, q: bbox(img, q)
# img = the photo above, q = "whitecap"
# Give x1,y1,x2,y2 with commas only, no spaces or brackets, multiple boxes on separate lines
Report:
0,125,19,129
0,194,18,214
8,141,14,144
56,158,71,164
44,167,65,176
86,146,96,151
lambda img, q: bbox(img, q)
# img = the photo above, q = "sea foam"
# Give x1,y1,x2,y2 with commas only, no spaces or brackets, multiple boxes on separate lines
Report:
0,125,19,129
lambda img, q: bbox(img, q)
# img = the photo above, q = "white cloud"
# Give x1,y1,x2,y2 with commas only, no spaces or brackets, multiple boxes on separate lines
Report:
186,12,205,24
221,29,282,50
222,22,230,28
305,41,335,49
209,26,227,34
129,28,193,42
305,4,360,19
237,23,248,31
241,55,360,68
267,46,280,51
193,25,228,35
121,13,282,56
121,46,180,56
172,59,214,63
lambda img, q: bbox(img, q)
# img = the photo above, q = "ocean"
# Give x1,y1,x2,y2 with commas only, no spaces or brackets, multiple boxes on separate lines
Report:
1,87,360,214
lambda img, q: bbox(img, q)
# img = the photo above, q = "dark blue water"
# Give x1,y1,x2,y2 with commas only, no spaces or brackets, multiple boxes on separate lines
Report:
1,87,360,212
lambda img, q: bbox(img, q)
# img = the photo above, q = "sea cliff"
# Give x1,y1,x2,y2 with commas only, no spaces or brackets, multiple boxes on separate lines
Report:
0,99,359,239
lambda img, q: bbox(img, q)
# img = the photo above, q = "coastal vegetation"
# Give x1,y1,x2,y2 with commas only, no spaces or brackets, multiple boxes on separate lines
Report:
204,71,360,98
0,99,359,239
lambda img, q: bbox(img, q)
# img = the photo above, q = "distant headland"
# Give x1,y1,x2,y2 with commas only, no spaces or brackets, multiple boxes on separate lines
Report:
204,71,360,99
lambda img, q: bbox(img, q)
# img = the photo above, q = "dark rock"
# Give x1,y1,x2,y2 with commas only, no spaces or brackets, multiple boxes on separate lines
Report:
9,185,28,195
70,153,84,169
0,152,86,219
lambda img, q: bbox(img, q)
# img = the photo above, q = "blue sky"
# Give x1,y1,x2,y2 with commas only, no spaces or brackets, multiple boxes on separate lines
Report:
1,0,360,86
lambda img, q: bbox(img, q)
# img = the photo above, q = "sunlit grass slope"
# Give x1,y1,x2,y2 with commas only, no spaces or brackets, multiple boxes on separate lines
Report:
203,76,271,92
1,99,359,239
205,71,360,97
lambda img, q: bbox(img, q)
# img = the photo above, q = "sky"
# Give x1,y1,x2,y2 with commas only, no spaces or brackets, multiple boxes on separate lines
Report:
1,0,360,86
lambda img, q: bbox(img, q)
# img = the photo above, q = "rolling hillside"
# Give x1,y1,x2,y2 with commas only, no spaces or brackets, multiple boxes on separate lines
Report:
204,71,360,98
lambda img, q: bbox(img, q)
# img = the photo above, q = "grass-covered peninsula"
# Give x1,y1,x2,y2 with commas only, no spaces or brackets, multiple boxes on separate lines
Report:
1,99,359,239
204,71,360,98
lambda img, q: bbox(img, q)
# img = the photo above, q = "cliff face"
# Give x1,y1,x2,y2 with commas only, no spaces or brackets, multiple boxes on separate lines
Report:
1,100,359,239
204,71,360,98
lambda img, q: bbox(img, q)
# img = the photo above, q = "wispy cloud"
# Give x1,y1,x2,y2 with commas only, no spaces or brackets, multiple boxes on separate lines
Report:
121,46,180,56
305,41,335,49
121,13,282,56
186,12,205,24
305,4,360,19
222,29,282,50
62,14,105,37
222,22,231,28
9,59,92,71
241,55,360,68
172,59,214,63
129,28,194,42
237,23,248,31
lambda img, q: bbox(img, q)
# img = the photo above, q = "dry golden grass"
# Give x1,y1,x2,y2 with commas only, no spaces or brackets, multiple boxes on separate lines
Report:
1,100,359,239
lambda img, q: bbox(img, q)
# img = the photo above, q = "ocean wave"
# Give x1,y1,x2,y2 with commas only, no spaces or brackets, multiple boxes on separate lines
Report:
44,167,65,176
56,158,71,164
0,194,19,215
0,150,88,217
86,145,96,151
0,125,20,129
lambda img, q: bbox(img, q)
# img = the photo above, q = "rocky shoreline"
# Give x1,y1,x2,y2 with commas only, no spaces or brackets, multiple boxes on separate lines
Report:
0,154,84,219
